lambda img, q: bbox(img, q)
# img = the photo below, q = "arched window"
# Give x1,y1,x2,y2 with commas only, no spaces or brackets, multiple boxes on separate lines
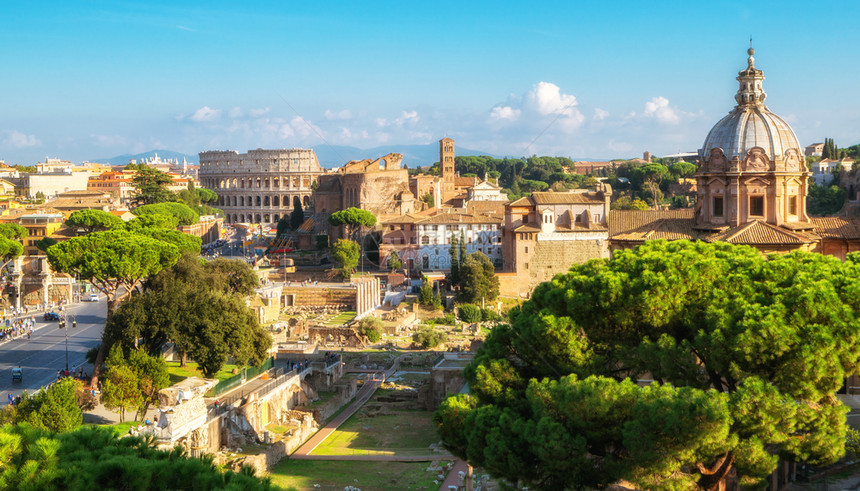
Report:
264,196,270,207
273,196,280,207
303,195,310,207
255,196,261,207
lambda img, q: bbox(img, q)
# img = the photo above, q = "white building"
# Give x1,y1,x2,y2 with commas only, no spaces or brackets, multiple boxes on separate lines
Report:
416,212,503,271
466,180,508,202
812,158,854,185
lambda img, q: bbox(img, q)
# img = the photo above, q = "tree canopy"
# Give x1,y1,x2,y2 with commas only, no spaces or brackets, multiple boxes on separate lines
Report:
328,207,376,239
436,240,860,490
6,378,84,433
65,209,124,234
457,251,499,304
0,424,273,490
331,239,359,279
132,202,199,226
108,254,269,376
124,213,179,231
46,229,182,383
130,166,174,206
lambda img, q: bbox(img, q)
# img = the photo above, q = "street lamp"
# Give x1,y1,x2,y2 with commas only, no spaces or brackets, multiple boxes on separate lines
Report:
60,312,76,372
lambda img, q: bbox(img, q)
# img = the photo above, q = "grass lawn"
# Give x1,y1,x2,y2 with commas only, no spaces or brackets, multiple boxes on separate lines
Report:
324,311,356,326
269,459,443,491
165,361,241,385
311,410,441,457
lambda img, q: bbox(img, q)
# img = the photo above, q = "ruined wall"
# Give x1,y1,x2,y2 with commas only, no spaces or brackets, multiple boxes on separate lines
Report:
282,287,356,309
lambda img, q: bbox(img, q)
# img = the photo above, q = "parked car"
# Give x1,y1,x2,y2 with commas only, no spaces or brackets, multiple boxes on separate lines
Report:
44,312,60,321
85,293,99,302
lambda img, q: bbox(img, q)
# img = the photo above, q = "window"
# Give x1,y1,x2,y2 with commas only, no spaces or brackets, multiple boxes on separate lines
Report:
713,196,724,217
524,246,529,253
788,196,797,215
749,196,764,217
421,236,429,245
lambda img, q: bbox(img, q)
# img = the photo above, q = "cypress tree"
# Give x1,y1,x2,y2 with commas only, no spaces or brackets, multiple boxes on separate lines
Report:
449,233,460,287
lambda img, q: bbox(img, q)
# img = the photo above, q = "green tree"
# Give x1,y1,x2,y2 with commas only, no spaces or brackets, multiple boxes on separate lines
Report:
47,230,181,384
290,198,305,230
109,254,268,373
412,325,448,349
331,239,359,280
0,223,25,269
276,215,291,236
669,161,697,179
136,228,202,255
14,378,84,433
457,304,482,323
328,207,377,240
124,213,179,231
458,251,499,304
436,240,860,489
130,166,174,206
422,192,434,208
35,236,58,252
387,250,402,270
123,348,170,422
448,234,461,287
0,424,274,490
807,181,846,216
101,346,143,423
418,275,434,306
356,316,383,343
612,195,651,210
632,162,669,207
132,202,199,226
65,209,124,234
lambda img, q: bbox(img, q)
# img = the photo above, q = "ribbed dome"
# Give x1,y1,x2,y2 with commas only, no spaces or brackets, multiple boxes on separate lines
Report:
701,106,801,162
700,48,801,163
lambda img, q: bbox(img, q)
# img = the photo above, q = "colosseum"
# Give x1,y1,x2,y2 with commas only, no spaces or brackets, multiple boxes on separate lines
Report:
198,149,324,224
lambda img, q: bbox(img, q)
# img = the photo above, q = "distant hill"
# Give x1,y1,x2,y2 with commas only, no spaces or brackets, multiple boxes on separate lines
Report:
91,150,198,166
311,143,501,168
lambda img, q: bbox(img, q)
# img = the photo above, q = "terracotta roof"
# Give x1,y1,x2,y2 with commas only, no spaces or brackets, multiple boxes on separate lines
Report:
454,176,480,187
513,224,541,233
465,200,507,215
704,220,816,245
382,213,426,225
810,217,860,239
508,197,531,207
531,191,604,205
609,209,694,237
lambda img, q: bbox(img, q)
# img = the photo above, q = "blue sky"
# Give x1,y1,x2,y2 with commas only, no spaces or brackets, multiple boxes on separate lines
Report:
2,1,859,165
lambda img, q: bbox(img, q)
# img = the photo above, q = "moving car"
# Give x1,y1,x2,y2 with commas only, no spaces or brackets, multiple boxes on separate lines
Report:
12,367,22,382
85,293,99,302
43,312,60,321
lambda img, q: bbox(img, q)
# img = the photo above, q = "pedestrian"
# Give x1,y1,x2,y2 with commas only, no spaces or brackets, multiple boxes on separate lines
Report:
57,369,61,379
7,393,12,404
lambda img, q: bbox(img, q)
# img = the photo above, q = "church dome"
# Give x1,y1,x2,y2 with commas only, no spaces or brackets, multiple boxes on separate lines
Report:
699,48,801,163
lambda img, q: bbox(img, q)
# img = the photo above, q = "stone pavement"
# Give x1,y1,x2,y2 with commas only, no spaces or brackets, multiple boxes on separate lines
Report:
438,459,470,491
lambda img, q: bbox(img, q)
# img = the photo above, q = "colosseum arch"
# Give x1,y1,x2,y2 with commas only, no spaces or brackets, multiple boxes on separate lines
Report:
273,196,280,207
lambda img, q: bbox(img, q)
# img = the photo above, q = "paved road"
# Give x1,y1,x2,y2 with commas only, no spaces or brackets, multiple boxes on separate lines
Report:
1,299,106,401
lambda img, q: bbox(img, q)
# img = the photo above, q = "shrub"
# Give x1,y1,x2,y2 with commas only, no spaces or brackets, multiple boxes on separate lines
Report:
412,325,448,349
357,316,383,343
458,304,482,323
481,307,500,322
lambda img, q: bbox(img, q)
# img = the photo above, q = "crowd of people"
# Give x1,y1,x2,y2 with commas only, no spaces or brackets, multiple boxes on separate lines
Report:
0,315,35,343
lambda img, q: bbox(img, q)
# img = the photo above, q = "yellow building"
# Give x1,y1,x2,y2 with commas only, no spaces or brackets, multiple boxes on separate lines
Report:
19,213,64,255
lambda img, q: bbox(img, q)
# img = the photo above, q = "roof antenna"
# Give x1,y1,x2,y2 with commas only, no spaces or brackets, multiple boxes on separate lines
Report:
749,36,753,49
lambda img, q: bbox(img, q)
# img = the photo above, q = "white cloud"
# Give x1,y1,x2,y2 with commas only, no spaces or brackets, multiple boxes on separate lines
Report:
375,118,387,128
593,108,609,121
325,109,352,121
3,131,40,148
489,105,520,121
642,96,680,124
189,106,221,122
278,124,294,139
229,107,243,118
395,110,419,126
250,107,271,117
526,81,579,117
